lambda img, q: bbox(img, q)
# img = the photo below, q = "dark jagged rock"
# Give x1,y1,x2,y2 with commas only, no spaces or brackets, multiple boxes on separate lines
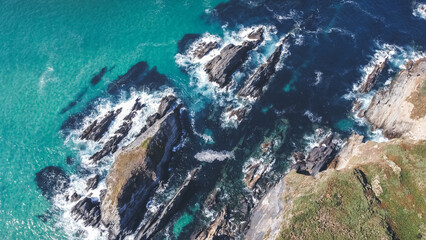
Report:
101,103,184,239
238,42,283,98
80,108,122,142
70,192,82,202
194,41,219,59
35,166,70,199
135,167,200,240
86,175,100,191
247,27,264,42
204,28,263,87
193,207,232,240
91,67,107,85
99,189,106,203
71,197,101,227
90,99,146,163
141,95,178,133
177,33,201,54
244,163,266,190
157,95,177,117
360,58,387,93
291,133,337,176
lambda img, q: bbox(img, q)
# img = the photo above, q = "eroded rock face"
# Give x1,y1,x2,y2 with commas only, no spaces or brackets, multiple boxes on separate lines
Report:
292,133,338,176
35,166,70,199
238,41,284,98
194,41,219,59
204,28,263,87
85,175,100,191
193,207,232,240
100,100,183,239
365,58,426,140
135,167,200,240
71,197,101,227
360,58,387,93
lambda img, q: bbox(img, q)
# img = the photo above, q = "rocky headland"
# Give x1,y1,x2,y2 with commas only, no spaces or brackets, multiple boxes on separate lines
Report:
246,58,426,240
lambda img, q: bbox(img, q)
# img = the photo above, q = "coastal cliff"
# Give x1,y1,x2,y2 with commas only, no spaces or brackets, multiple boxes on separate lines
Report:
246,59,426,240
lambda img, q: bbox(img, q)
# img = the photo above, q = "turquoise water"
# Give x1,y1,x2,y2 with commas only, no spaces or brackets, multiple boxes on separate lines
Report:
0,0,224,238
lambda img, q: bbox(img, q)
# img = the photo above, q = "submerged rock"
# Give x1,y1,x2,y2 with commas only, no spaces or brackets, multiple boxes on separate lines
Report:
35,166,70,199
80,108,122,142
71,197,101,227
91,67,108,85
204,28,263,87
135,167,201,240
100,101,183,239
177,33,201,54
291,133,338,176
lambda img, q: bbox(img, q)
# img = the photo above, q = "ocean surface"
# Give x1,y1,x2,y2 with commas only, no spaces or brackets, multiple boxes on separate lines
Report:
0,0,425,239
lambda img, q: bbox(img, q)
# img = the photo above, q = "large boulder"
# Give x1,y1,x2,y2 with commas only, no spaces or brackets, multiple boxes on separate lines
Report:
35,166,70,199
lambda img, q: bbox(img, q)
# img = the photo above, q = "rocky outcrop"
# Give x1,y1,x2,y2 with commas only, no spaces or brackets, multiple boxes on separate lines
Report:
365,58,426,140
194,41,218,59
291,133,338,176
80,108,122,142
238,40,284,98
193,207,232,240
91,67,107,85
135,167,200,240
360,58,387,93
100,98,183,239
137,95,177,136
204,28,263,87
244,162,267,190
35,166,70,199
90,98,145,163
177,33,201,54
85,175,100,191
71,197,101,227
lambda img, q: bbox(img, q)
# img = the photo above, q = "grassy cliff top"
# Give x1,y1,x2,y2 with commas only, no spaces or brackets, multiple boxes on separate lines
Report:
277,140,426,240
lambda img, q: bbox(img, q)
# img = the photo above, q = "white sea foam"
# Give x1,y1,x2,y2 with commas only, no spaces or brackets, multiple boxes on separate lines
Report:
194,150,234,163
304,110,322,123
413,3,426,20
38,66,57,90
312,71,323,85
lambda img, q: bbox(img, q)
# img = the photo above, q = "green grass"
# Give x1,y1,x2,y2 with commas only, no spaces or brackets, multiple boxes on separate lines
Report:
278,141,426,240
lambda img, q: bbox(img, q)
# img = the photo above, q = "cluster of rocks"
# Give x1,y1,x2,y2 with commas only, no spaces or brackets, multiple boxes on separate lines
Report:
291,133,338,176
89,98,145,163
204,28,264,88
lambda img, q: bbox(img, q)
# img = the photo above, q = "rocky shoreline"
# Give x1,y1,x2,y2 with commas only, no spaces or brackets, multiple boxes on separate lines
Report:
244,58,426,240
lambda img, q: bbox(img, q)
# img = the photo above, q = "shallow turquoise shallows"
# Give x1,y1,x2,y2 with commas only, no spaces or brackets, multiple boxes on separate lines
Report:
0,0,224,238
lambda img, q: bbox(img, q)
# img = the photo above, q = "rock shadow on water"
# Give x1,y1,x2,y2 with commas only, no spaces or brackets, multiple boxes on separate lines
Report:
60,61,169,133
